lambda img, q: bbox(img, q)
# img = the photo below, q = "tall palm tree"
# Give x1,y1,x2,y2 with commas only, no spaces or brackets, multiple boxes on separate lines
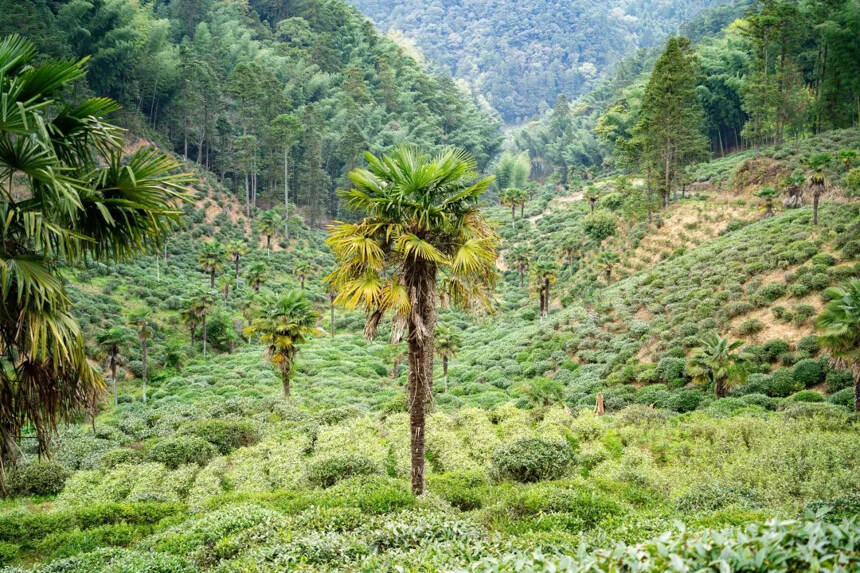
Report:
514,187,530,218
509,248,530,287
198,242,224,289
245,291,319,397
180,306,200,346
585,186,600,213
500,188,517,220
0,36,189,467
127,311,158,403
192,293,215,357
217,275,232,303
531,259,558,318
246,262,268,292
806,153,831,226
257,209,282,256
295,261,311,290
326,146,498,495
95,327,134,406
816,281,860,411
226,241,248,290
434,324,462,390
596,250,620,284
688,334,745,398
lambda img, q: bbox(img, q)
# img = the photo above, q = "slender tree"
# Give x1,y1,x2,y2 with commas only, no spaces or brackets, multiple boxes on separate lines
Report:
198,242,224,288
531,259,558,319
806,153,832,226
226,241,248,291
96,328,133,406
295,262,311,290
756,186,779,218
596,250,620,284
816,281,860,411
127,311,157,403
326,146,498,495
193,293,215,357
257,209,283,256
246,262,268,292
434,324,462,391
688,334,744,398
245,291,319,397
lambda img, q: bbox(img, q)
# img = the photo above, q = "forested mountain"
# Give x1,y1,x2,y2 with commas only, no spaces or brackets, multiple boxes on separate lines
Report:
0,0,501,223
346,0,736,123
514,0,860,186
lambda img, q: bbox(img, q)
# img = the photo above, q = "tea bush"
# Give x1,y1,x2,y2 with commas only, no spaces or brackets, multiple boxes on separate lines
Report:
491,439,575,483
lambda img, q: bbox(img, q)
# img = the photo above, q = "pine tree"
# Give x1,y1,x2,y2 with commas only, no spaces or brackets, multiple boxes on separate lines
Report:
631,36,708,208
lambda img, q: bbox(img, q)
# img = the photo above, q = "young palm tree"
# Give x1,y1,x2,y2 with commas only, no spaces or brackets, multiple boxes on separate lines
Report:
806,153,832,226
246,262,268,292
515,187,530,219
198,242,224,288
500,188,517,220
530,259,558,318
688,334,745,398
596,250,620,284
585,186,600,214
127,311,158,403
0,36,189,466
193,293,215,357
326,146,498,495
226,241,249,290
434,324,462,391
837,148,856,171
180,306,200,346
257,209,282,256
95,328,134,406
295,261,311,290
245,291,319,397
756,186,779,218
816,281,860,411
509,248,530,287
217,275,232,303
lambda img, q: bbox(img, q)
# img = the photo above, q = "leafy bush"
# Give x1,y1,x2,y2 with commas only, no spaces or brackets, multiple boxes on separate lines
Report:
676,482,760,511
582,212,616,242
761,339,790,362
145,436,215,469
735,318,765,336
768,369,803,397
490,438,575,483
669,389,704,413
7,461,69,497
428,472,486,510
99,449,143,469
792,359,825,388
828,388,854,408
826,370,854,393
179,419,260,454
796,335,820,355
307,455,379,488
787,390,824,403
654,357,686,383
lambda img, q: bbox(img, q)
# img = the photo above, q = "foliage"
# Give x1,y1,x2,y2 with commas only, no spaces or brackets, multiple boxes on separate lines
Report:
490,438,575,483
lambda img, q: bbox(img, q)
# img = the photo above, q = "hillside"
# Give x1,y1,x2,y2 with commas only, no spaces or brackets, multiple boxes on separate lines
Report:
347,0,738,122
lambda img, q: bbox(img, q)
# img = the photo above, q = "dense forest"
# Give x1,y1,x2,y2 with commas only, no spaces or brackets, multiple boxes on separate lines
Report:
0,0,501,223
513,0,860,186
347,0,736,123
0,0,859,571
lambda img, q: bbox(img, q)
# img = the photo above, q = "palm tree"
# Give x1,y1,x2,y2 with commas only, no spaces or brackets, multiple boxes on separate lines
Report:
596,250,620,284
688,334,744,398
816,281,860,411
531,259,558,318
198,242,224,289
509,248,530,287
127,311,158,403
806,153,832,226
192,293,215,357
515,187,530,219
257,209,282,256
95,328,134,406
217,275,232,303
295,261,311,290
434,324,462,391
585,186,600,214
180,306,200,347
500,188,517,220
327,288,337,337
0,36,189,467
246,291,319,397
246,262,268,292
326,146,498,495
226,241,248,291
837,148,856,171
756,186,779,218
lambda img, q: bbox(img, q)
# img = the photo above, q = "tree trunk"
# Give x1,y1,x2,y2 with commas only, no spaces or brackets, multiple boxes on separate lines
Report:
406,264,436,496
110,356,118,407
813,192,820,225
209,270,215,289
511,204,515,220
141,340,148,403
284,147,290,241
605,269,611,283
714,376,725,399
282,372,290,397
330,303,335,337
235,256,240,291
854,375,859,412
202,314,207,357
266,235,271,256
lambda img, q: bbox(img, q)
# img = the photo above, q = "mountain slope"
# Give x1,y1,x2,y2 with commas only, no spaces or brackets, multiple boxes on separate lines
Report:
347,0,736,122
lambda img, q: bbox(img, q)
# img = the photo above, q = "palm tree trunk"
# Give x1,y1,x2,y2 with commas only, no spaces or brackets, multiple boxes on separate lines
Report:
853,375,859,412
209,270,215,289
266,235,271,256
282,372,290,397
406,264,436,495
813,192,820,225
235,256,240,291
110,356,118,407
141,340,148,403
330,303,335,337
202,314,208,357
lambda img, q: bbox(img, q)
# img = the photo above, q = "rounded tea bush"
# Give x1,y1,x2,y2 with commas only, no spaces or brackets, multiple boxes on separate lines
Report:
307,454,379,488
7,460,69,496
179,419,260,454
792,359,825,388
491,438,575,483
146,435,215,469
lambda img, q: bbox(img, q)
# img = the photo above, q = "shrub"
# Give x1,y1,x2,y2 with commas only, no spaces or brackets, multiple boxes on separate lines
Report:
788,282,811,297
826,370,854,393
99,448,143,469
761,339,790,362
7,460,69,497
827,388,854,408
307,455,379,488
428,472,485,511
752,283,786,305
792,359,825,388
740,393,774,409
127,360,145,378
796,335,820,355
655,357,686,383
724,301,754,319
179,419,260,454
676,483,760,512
491,438,575,483
669,389,703,413
735,318,764,336
0,541,18,565
582,212,616,242
146,436,215,469
787,390,824,403
768,369,803,397
792,304,816,324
